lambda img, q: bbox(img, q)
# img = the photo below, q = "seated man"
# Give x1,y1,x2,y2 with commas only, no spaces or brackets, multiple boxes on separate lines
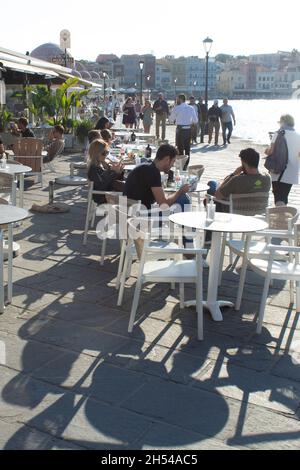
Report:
11,117,35,138
123,144,190,211
212,147,271,211
43,125,65,163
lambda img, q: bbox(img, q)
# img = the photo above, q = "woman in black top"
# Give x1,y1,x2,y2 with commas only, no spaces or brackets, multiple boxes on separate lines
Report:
87,139,124,204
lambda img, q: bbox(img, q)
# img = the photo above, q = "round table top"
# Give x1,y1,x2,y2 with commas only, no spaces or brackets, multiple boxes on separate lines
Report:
55,176,88,186
0,204,29,225
115,131,154,138
0,164,32,175
164,183,209,193
170,211,268,233
72,162,87,169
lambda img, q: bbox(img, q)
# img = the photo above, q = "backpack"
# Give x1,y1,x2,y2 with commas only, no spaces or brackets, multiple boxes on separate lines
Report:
264,129,288,181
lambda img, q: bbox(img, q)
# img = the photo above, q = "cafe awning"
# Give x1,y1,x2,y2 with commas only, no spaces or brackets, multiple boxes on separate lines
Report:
0,58,58,78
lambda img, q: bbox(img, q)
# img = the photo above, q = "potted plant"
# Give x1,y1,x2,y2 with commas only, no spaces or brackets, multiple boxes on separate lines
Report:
0,107,13,132
75,119,94,146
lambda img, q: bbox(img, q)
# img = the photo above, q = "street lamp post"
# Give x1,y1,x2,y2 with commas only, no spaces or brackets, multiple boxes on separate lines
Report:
147,75,151,100
174,78,177,101
139,60,144,105
102,72,108,103
203,37,213,111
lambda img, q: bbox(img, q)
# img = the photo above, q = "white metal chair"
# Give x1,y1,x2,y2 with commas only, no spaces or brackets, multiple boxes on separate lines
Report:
229,206,299,310
175,155,189,172
0,172,17,204
126,218,206,340
82,180,122,264
116,204,182,298
215,191,270,279
249,223,300,334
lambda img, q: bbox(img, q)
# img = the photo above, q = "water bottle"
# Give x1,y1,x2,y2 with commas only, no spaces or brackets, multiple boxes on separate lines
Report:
131,131,136,142
175,170,181,189
1,154,7,169
135,155,141,166
145,144,152,159
207,198,215,222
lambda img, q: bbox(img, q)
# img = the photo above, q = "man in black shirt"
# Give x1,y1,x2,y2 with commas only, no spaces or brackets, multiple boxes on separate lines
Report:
153,93,169,141
17,117,35,138
123,144,190,210
207,100,222,146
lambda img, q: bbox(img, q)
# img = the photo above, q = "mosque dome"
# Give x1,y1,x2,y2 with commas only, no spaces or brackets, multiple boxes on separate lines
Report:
71,69,82,78
81,70,92,80
31,43,74,66
90,71,100,80
75,62,86,72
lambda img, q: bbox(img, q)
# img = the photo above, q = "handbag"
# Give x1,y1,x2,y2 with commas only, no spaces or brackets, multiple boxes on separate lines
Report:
264,129,288,181
139,112,144,120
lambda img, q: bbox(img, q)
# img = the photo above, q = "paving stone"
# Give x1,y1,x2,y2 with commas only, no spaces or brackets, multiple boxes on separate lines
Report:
131,422,241,450
0,419,84,450
193,361,300,414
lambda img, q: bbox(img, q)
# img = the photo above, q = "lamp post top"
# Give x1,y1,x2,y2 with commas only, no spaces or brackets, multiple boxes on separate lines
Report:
203,37,213,54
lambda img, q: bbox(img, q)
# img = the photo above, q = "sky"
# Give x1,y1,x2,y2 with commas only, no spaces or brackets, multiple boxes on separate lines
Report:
1,0,300,61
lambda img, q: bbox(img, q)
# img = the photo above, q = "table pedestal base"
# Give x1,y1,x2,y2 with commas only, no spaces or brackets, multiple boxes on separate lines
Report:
185,300,234,322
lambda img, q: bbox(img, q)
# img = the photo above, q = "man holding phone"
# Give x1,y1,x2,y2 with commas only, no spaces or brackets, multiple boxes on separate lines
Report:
213,148,271,209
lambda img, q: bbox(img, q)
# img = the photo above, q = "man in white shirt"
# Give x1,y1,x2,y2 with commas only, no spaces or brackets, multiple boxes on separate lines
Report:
220,98,236,145
169,94,198,168
188,96,199,144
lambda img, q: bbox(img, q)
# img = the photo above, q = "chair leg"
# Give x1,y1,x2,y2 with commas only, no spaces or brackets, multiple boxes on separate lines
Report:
128,278,143,332
100,238,107,266
235,254,248,311
256,276,271,334
83,198,93,246
218,234,227,286
179,283,185,309
196,277,203,341
296,281,300,312
116,241,126,290
290,280,294,305
117,251,130,306
7,225,13,303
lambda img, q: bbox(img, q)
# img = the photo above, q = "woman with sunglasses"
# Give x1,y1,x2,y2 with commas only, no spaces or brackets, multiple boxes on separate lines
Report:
87,139,124,204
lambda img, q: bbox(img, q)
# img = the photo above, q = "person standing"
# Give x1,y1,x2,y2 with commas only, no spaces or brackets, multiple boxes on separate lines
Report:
188,96,199,144
265,114,300,205
169,94,198,168
122,97,136,129
197,97,208,144
220,98,236,145
142,100,153,133
207,100,222,146
153,93,169,140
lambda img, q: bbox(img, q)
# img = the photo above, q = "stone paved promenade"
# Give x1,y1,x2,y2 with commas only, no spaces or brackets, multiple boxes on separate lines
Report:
0,124,300,450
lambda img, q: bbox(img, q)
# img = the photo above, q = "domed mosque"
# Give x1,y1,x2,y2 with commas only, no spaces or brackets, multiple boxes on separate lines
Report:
31,43,75,68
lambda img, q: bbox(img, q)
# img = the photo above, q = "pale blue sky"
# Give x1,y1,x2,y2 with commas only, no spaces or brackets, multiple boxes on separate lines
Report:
1,0,299,61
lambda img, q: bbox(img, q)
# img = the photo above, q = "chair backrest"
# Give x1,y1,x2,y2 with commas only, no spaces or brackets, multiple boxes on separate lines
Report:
0,172,14,192
266,206,299,231
229,192,270,216
13,138,43,156
13,155,42,172
188,165,204,179
175,155,189,171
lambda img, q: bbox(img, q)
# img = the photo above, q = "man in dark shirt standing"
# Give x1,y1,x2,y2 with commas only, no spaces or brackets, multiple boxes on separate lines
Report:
153,93,169,141
207,100,222,146
197,97,208,143
123,144,190,210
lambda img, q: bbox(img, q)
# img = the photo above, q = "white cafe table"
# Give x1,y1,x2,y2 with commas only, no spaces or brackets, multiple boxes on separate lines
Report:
169,211,268,322
0,163,32,208
0,204,29,312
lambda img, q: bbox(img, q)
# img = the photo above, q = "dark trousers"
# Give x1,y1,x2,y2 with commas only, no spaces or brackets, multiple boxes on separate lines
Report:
176,127,191,168
222,121,233,143
198,121,206,143
272,181,292,205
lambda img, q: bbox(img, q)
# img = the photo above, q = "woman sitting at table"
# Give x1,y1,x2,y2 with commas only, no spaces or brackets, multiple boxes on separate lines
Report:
87,139,124,204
